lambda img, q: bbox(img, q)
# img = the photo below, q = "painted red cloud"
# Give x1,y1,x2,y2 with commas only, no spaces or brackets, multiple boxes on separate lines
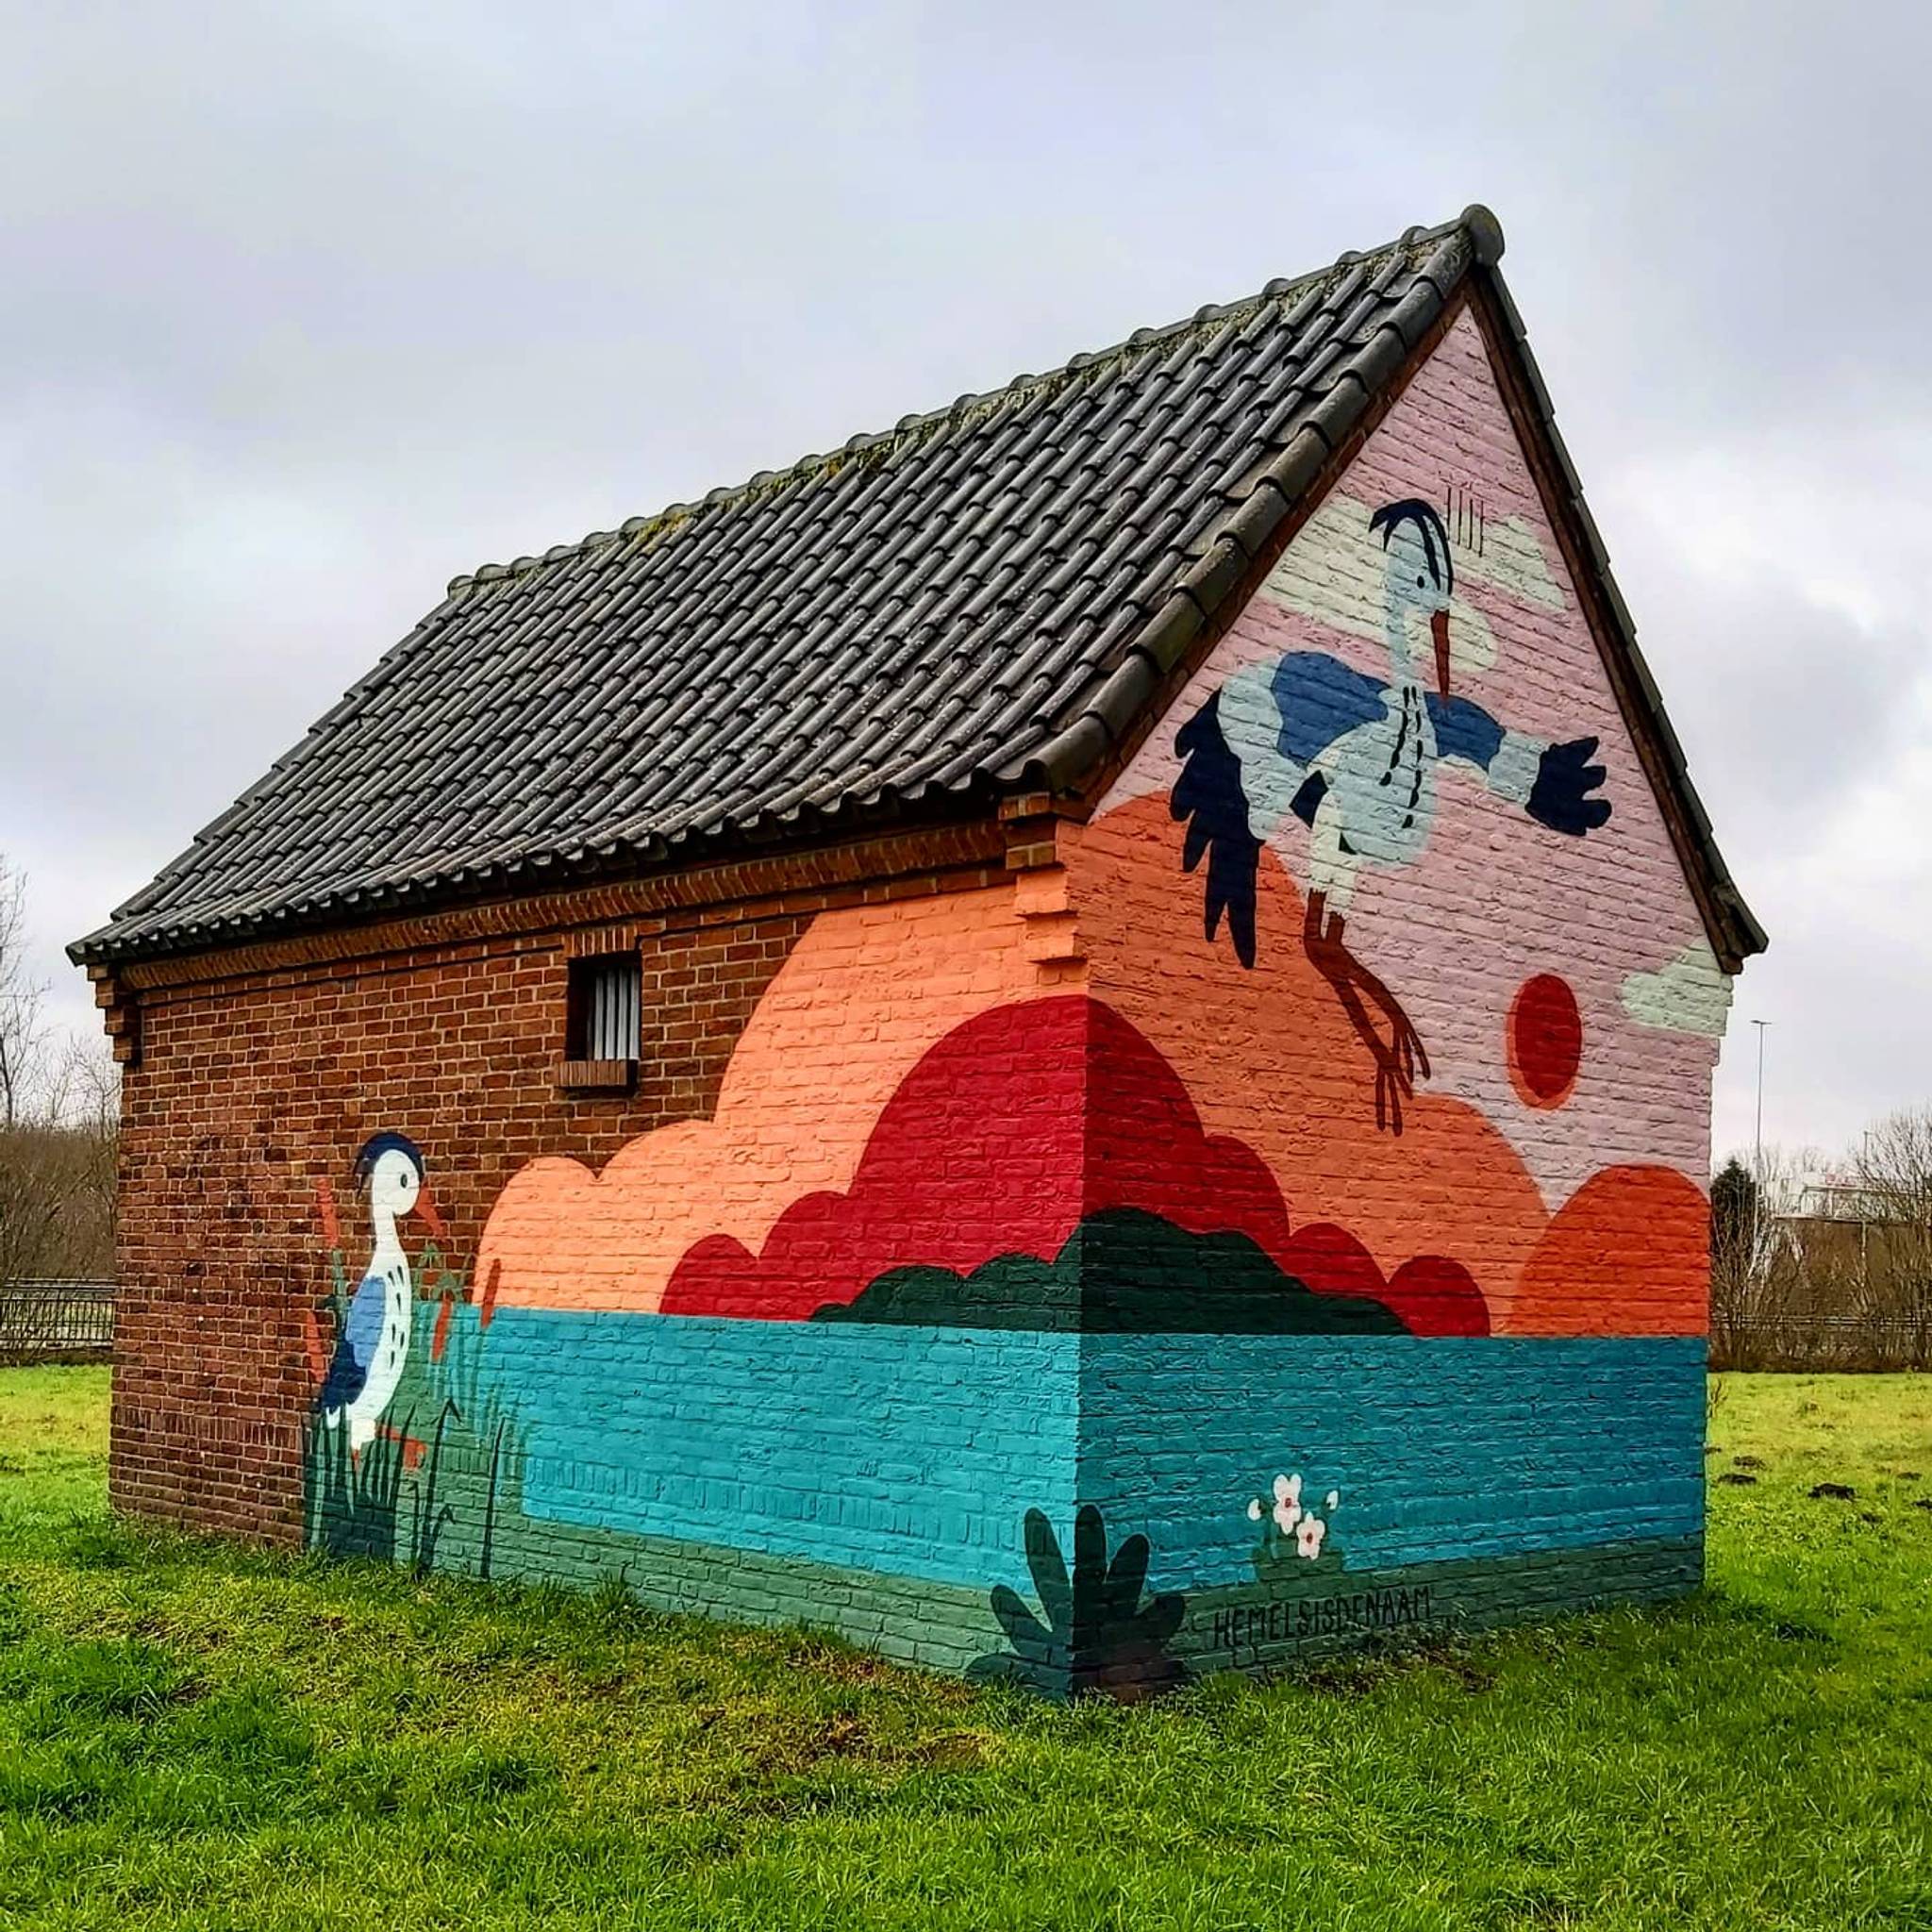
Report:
661,995,1486,1334
663,996,1277,1318
1273,1223,1489,1338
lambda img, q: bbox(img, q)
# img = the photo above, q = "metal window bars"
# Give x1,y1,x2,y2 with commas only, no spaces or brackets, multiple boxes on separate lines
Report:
581,955,641,1061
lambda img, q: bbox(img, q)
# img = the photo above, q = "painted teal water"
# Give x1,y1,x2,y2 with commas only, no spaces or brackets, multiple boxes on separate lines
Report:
1078,1333,1707,1589
480,1308,1082,1590
475,1310,1703,1591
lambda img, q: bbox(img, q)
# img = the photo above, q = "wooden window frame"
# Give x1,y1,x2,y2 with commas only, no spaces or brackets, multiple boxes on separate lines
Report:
558,950,641,1093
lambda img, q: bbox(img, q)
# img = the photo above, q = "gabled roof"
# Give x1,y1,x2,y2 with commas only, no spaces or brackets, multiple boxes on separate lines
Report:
75,207,1762,970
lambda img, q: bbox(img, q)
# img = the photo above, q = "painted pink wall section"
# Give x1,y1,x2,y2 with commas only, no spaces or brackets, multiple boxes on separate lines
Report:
1097,308,1729,1217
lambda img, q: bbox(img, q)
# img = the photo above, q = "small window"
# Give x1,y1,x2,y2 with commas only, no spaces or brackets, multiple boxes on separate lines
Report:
567,953,641,1063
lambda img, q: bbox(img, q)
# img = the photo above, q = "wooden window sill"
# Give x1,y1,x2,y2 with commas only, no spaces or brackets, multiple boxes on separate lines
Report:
556,1058,637,1094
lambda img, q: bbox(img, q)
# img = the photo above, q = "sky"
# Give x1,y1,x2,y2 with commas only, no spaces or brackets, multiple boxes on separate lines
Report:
4,0,1929,1168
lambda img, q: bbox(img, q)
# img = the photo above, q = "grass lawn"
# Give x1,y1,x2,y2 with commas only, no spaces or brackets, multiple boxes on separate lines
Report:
1,1370,1928,1929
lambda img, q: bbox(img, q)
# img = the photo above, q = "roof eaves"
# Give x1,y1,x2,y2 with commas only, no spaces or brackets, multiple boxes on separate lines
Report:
68,758,1008,968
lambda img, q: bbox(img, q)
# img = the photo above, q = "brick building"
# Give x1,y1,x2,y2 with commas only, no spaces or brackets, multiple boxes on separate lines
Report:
75,208,1761,1696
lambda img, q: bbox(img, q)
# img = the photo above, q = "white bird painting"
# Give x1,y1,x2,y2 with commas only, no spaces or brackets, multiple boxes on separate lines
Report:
1172,496,1611,1132
321,1132,445,1453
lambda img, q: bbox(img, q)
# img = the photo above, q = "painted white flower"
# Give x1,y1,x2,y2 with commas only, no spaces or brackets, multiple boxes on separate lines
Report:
1271,1473,1303,1507
1296,1514,1326,1559
1326,1491,1341,1510
1272,1499,1302,1535
1247,1496,1263,1522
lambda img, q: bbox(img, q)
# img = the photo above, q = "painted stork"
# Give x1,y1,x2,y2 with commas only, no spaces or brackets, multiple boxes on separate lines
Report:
321,1132,444,1451
1172,497,1610,1131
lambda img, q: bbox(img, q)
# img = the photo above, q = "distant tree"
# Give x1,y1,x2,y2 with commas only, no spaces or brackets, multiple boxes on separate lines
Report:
1857,1108,1932,1224
1708,1157,1759,1370
1711,1158,1757,1256
1850,1108,1932,1367
1713,1124,1932,1372
1707,1145,1827,1370
0,859,46,1130
0,858,119,1284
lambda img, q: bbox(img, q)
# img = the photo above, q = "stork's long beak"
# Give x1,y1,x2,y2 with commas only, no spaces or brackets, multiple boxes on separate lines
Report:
413,1188,447,1242
1431,608,1452,698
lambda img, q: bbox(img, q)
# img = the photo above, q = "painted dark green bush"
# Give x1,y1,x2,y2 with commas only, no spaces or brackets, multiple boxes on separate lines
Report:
813,1208,1406,1333
969,1505,1187,1699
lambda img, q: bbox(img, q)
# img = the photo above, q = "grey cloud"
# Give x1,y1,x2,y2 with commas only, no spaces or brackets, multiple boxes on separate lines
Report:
1627,567,1923,854
6,0,1931,1158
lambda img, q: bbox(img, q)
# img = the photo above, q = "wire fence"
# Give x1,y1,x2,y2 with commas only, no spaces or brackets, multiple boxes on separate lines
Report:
0,1283,1915,1372
1710,1312,1932,1373
0,1280,115,1363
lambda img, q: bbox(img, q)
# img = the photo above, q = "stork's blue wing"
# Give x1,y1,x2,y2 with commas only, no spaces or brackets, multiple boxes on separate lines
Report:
320,1274,384,1412
1269,653,1391,765
1424,691,1506,771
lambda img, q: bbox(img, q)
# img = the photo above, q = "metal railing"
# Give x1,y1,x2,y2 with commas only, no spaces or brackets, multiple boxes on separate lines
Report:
0,1280,115,1362
1710,1311,1932,1373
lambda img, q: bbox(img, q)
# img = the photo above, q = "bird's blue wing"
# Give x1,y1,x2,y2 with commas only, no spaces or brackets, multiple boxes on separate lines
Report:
1270,653,1391,765
320,1274,384,1412
1171,691,1260,967
1424,691,1506,771
1526,736,1611,835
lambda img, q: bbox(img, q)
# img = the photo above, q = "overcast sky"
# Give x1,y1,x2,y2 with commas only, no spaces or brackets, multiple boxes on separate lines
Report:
5,1,1928,1167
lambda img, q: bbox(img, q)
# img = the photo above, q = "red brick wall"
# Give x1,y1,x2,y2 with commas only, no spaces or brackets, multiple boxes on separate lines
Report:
108,826,1007,1541
97,294,1728,1690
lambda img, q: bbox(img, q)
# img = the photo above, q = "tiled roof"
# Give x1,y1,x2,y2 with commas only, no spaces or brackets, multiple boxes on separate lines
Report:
75,206,1761,968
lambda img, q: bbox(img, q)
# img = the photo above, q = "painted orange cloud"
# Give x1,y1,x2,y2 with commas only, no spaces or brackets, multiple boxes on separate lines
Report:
477,885,1079,1310
1513,1165,1709,1337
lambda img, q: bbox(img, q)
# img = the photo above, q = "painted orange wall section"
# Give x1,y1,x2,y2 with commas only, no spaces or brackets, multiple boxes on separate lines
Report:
477,885,1082,1311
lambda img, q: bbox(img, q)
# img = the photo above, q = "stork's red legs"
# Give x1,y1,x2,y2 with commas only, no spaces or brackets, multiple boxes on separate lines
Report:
1304,891,1430,1134
377,1422,426,1471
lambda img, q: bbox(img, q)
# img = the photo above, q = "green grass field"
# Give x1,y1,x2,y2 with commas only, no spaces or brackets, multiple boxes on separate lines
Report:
1,1369,1927,1930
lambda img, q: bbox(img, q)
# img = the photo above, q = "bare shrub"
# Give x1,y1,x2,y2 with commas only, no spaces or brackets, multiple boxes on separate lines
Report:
1847,1109,1932,1368
0,861,119,1284
1714,1119,1932,1371
0,859,46,1131
1708,1144,1829,1370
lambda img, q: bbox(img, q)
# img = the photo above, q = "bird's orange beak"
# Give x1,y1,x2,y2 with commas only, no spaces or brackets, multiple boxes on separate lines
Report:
413,1188,447,1242
1431,608,1452,698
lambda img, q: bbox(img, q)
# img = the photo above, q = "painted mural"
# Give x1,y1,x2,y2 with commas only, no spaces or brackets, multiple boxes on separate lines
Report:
968,1507,1188,1700
1170,494,1610,1132
315,1134,444,1452
302,308,1731,1695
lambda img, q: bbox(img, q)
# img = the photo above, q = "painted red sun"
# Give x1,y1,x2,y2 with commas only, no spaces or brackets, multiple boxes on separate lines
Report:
1508,974,1582,1108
